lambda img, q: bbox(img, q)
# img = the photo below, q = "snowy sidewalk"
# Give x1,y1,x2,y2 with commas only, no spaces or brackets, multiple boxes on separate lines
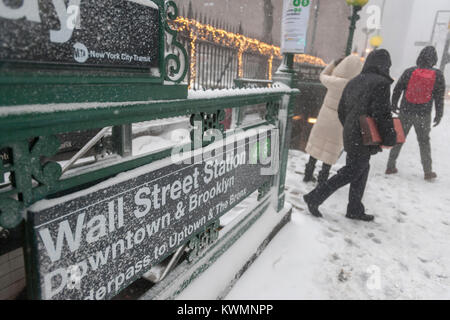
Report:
227,102,450,300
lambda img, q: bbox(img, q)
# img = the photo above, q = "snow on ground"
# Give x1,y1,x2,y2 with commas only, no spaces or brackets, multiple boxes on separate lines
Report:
227,102,450,300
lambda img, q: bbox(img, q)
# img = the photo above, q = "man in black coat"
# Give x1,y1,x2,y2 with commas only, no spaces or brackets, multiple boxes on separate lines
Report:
303,49,396,222
386,46,446,180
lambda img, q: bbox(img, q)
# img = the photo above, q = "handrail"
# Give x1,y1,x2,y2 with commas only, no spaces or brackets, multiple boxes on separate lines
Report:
61,127,111,174
0,89,296,144
0,87,298,230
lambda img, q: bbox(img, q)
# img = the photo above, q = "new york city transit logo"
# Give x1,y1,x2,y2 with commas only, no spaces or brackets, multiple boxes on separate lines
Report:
73,42,88,63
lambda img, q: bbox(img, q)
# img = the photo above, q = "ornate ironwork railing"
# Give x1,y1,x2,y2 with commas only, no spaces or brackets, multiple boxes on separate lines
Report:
170,8,326,90
0,86,298,299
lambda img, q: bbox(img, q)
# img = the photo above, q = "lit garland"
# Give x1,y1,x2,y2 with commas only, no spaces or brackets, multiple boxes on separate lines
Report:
170,17,326,85
268,55,274,80
189,31,197,88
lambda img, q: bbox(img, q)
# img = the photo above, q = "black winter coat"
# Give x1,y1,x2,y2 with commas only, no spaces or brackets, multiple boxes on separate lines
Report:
338,49,397,157
392,46,446,118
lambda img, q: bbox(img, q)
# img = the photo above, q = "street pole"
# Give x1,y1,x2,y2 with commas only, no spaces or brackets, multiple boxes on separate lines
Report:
276,53,295,75
361,27,374,57
439,31,450,73
430,11,450,46
273,52,295,211
308,0,320,55
346,5,363,56
379,0,386,35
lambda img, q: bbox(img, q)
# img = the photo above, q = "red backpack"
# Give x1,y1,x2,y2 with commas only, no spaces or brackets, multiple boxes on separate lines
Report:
405,68,436,104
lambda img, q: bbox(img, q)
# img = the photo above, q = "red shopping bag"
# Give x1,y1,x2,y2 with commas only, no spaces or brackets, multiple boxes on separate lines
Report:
393,118,405,144
360,116,382,145
360,116,405,148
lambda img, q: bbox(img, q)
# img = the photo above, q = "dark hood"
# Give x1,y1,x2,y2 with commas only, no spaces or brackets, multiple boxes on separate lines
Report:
361,49,393,82
417,46,438,68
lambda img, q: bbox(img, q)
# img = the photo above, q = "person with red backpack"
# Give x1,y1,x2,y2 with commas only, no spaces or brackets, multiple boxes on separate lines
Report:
386,46,446,180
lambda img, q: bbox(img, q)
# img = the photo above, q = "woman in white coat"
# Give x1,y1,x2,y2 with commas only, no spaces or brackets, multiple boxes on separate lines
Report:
304,55,364,184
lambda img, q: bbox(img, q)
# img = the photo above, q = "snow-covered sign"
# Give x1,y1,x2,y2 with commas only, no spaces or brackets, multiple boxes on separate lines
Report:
27,129,276,300
0,0,160,70
281,0,312,54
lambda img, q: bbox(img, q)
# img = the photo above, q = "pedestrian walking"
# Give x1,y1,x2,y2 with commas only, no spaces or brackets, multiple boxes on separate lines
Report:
303,49,397,222
304,55,364,184
385,46,446,180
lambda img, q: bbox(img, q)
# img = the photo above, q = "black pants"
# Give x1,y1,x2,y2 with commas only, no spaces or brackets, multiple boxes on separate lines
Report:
304,156,332,184
387,112,432,173
305,153,370,216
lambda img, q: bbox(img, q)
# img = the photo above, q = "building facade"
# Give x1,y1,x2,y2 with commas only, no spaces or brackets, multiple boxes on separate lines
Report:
353,0,450,80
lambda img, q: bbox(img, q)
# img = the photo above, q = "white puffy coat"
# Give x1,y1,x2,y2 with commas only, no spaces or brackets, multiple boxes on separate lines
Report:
305,55,364,165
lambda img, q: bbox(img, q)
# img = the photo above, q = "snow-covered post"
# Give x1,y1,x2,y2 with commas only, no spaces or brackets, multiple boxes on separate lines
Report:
272,53,296,211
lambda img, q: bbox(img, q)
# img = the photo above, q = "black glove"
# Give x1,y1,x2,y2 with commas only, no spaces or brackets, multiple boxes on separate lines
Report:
433,116,442,127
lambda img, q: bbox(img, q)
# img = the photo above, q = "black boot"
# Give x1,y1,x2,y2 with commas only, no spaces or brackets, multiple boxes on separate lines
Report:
424,172,437,181
317,163,331,185
303,194,323,218
345,212,374,222
303,157,317,183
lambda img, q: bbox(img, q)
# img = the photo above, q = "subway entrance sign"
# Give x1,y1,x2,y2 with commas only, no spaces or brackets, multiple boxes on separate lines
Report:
26,129,277,300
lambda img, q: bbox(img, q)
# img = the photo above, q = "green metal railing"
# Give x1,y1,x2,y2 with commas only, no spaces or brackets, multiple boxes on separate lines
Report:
0,0,299,300
0,87,298,299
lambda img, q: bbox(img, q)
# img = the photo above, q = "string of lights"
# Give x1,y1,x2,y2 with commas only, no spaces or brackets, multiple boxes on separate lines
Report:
170,17,327,86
